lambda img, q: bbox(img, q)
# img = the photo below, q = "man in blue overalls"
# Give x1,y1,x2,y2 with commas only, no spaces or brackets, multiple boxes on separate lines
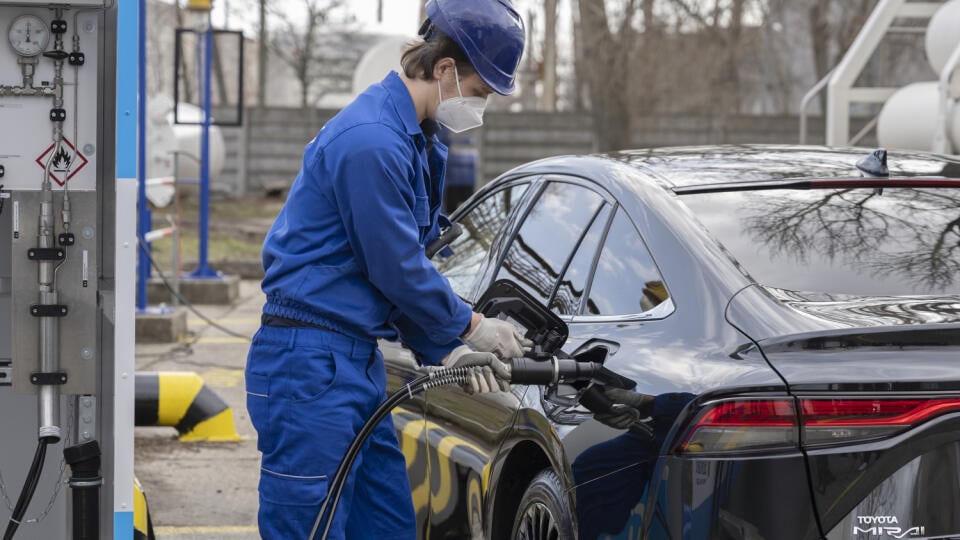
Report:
245,1,527,538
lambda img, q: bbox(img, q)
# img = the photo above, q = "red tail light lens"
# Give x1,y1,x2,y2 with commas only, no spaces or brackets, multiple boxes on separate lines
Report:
679,397,960,455
680,399,798,454
801,398,960,447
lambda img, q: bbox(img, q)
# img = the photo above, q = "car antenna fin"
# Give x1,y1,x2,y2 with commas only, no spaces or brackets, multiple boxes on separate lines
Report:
856,148,889,195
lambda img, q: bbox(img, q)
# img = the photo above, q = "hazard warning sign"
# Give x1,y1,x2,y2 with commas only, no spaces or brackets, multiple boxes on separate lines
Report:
35,138,88,186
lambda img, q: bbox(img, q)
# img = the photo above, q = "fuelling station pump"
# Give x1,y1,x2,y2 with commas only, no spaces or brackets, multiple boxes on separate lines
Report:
0,1,136,538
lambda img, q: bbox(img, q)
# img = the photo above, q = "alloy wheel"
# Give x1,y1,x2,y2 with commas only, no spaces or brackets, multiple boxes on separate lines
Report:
515,501,560,540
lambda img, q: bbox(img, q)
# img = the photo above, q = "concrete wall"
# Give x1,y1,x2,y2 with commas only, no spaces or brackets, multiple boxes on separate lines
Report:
215,108,876,194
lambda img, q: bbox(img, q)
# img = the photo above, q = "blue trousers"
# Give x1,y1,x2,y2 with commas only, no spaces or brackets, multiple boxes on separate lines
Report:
245,324,416,540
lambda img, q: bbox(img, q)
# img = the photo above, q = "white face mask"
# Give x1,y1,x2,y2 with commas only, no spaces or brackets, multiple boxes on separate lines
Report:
435,66,487,133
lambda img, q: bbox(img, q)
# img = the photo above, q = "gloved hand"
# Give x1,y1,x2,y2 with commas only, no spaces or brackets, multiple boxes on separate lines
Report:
593,387,655,433
462,315,533,360
441,345,512,394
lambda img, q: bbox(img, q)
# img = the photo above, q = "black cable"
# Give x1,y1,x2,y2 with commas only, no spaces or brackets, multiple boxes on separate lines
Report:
3,438,52,540
310,373,433,540
137,239,251,341
312,369,476,540
308,358,608,539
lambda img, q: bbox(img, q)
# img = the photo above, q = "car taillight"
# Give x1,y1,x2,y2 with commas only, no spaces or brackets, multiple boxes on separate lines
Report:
678,397,960,455
680,399,799,454
801,398,960,447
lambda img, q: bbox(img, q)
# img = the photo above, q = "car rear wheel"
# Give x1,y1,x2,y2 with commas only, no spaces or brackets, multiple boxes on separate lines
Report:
511,469,575,540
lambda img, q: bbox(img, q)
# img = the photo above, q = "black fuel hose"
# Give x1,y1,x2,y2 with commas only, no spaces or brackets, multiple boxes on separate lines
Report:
308,358,605,540
3,437,55,540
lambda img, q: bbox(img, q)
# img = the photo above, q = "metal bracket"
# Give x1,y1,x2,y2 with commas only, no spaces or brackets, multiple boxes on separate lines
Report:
50,19,68,34
27,247,66,261
30,372,68,385
77,395,97,442
30,304,69,317
0,362,11,387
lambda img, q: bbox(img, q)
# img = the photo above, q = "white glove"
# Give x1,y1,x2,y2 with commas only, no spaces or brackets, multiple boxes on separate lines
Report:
441,345,511,394
462,316,533,360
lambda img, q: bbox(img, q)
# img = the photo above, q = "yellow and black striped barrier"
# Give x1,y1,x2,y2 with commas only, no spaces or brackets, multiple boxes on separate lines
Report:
135,372,241,442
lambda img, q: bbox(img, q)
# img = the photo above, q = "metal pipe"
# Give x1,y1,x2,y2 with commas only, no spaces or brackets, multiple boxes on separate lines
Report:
37,187,61,440
37,12,64,434
849,114,880,147
190,16,216,278
136,0,150,310
64,441,102,540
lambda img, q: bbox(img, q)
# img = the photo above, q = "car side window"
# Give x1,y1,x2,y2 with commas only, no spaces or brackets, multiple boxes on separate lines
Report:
435,183,529,299
550,204,612,316
495,182,605,308
585,208,669,316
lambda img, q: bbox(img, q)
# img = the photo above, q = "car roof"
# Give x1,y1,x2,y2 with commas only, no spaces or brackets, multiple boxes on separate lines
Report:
503,145,960,192
605,144,960,188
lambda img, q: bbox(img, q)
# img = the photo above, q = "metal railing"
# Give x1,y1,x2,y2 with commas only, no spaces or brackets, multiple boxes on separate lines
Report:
799,69,835,144
935,41,960,153
798,0,945,146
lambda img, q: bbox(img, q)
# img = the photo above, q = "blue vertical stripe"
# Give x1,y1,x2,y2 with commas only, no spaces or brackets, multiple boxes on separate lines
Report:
116,0,138,179
114,511,134,540
116,1,138,535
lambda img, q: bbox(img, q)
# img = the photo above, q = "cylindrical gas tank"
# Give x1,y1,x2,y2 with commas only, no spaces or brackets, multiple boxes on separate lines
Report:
353,36,409,95
169,103,226,184
877,82,960,152
147,97,177,181
926,0,960,74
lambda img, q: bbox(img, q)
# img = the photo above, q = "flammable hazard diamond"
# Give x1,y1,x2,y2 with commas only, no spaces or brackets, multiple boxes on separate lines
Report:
35,138,89,186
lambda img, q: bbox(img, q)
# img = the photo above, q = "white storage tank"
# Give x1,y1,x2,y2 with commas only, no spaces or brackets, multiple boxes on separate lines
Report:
877,82,960,152
878,0,960,153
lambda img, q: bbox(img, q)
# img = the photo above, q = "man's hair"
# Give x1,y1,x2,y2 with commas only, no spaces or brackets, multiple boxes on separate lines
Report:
401,28,473,82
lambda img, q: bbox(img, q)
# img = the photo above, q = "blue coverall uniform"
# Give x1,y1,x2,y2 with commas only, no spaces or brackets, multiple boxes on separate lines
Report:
245,71,474,539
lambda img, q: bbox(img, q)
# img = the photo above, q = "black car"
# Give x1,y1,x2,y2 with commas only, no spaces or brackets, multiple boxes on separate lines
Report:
381,145,960,540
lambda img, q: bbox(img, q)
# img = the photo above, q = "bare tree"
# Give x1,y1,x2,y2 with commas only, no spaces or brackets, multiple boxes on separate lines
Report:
577,0,639,151
258,0,268,106
802,0,878,112
268,0,357,108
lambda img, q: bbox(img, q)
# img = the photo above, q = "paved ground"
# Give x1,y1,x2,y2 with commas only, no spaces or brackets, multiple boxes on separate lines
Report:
135,280,264,539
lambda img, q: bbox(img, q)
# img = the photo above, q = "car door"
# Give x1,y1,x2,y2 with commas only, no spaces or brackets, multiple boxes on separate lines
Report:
423,179,613,538
476,173,678,539
383,179,534,538
553,203,679,540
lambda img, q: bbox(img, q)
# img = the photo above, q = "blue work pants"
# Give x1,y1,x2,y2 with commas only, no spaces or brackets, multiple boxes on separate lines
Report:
245,325,416,539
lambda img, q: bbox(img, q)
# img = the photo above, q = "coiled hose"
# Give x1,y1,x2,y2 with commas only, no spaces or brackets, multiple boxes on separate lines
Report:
308,358,609,540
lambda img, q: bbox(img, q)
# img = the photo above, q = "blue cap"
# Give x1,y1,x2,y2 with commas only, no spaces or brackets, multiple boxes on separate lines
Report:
423,0,526,96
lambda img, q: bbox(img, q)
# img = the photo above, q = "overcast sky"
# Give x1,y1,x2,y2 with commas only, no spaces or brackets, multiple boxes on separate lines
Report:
211,0,425,37
210,0,545,39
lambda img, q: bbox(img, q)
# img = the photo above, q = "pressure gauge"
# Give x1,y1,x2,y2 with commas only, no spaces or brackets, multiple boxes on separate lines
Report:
8,14,49,57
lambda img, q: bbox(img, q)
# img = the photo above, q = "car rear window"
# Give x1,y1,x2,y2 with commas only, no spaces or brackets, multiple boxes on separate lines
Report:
679,187,960,296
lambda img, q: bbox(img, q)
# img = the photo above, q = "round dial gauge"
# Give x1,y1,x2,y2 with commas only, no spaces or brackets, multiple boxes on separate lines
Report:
8,14,49,57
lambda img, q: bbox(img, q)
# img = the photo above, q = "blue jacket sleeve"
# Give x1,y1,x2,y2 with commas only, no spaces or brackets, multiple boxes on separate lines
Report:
393,313,462,366
321,124,473,345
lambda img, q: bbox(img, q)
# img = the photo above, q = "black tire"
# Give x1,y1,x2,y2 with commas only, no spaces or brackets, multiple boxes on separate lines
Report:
510,469,576,540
